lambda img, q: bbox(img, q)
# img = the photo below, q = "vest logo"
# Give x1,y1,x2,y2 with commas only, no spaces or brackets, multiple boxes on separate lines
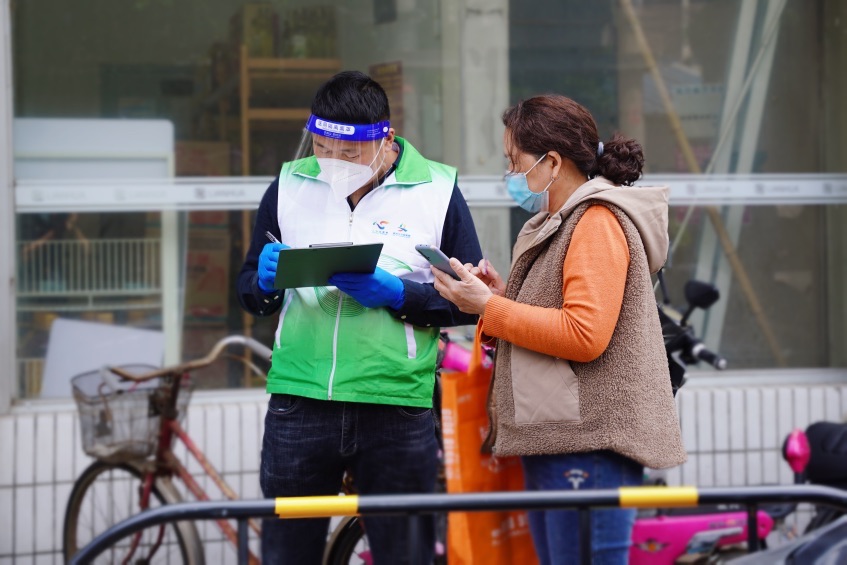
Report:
372,220,390,236
372,220,411,238
392,223,411,238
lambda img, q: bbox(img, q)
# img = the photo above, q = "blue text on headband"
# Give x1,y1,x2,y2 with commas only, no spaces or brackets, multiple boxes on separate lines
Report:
306,114,391,141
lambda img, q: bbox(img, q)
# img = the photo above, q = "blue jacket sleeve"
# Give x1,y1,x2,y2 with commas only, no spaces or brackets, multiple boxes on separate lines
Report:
390,182,483,328
237,177,284,317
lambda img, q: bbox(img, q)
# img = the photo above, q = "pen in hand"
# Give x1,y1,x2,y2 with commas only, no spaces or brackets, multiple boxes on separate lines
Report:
265,231,281,244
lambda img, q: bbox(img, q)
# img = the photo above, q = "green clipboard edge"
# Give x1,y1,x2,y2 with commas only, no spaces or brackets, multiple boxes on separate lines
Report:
273,243,384,289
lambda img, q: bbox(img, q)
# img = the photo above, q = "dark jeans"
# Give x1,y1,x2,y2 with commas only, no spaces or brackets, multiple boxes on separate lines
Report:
521,450,644,565
260,394,439,565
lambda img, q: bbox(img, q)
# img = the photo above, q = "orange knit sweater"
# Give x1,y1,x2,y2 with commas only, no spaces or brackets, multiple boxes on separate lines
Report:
482,205,630,363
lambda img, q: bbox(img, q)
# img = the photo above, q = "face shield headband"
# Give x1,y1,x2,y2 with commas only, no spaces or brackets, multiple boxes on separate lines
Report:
305,115,391,142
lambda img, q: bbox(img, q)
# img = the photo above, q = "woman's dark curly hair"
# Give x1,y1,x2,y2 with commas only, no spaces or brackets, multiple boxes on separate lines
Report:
502,94,644,186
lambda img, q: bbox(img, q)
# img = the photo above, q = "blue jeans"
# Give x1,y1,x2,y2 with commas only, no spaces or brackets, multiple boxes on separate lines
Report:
521,450,643,565
260,394,439,565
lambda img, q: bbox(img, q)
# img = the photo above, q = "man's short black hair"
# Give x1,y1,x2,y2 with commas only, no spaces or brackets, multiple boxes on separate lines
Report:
311,71,390,125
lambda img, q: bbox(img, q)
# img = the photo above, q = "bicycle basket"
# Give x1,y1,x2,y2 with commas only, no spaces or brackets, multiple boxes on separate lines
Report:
71,365,193,463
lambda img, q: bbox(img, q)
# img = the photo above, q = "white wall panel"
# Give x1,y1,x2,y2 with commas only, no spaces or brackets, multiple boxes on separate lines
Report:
14,485,35,557
33,485,54,553
0,417,13,487
240,404,261,473
728,389,746,451
54,413,75,484
713,389,730,451
0,488,13,556
182,404,205,475
761,388,778,449
33,415,54,485
222,405,241,475
745,389,762,451
53,481,73,552
696,391,714,452
714,453,731,486
793,388,810,431
824,387,842,420
776,388,795,445
14,415,35,486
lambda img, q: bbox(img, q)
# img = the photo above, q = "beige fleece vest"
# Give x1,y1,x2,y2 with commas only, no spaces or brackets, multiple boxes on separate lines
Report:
489,201,687,470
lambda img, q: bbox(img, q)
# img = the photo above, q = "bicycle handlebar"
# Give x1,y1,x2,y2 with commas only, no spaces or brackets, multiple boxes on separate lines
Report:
690,341,728,370
108,335,273,382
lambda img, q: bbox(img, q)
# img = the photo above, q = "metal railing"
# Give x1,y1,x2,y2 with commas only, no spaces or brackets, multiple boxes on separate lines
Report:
70,485,847,565
17,237,161,296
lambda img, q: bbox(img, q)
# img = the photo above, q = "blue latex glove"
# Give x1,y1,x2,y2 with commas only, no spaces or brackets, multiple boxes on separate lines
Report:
257,242,289,294
329,267,405,310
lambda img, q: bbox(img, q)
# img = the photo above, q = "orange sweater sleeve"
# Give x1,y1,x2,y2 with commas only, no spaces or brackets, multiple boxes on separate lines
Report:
481,205,630,362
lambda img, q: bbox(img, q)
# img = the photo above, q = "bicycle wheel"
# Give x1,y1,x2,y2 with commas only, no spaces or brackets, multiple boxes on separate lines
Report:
323,515,448,565
63,460,204,564
323,516,372,565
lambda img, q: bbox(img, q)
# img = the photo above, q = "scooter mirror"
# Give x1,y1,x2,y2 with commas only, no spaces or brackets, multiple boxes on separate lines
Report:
783,428,811,475
684,280,720,310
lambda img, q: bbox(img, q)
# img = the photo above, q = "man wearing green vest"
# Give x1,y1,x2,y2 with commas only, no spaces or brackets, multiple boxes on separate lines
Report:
237,71,483,564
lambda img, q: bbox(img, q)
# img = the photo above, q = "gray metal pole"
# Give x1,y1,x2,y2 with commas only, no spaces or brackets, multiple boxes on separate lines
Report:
0,0,16,414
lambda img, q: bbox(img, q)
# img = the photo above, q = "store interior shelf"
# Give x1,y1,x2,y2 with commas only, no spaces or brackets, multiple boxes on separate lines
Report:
246,57,341,72
239,44,341,176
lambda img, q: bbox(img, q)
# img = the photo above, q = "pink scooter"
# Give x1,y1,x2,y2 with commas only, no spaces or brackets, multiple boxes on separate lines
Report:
629,429,812,564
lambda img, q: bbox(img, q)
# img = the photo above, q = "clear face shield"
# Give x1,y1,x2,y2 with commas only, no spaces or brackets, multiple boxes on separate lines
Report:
294,115,391,200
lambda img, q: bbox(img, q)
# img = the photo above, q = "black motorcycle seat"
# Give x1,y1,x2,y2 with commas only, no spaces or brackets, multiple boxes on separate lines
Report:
804,421,847,487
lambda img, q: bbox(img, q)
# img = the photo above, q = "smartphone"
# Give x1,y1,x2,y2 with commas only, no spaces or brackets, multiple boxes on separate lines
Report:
415,244,460,280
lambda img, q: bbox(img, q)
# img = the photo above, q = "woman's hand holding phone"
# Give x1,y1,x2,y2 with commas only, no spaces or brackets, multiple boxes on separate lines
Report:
431,258,494,315
416,244,505,314
465,259,506,297
414,244,461,280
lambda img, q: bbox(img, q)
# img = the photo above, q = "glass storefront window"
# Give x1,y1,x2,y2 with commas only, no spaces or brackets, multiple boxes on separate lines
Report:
12,0,463,397
10,0,846,399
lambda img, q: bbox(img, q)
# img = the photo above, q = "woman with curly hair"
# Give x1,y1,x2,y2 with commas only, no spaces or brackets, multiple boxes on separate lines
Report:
433,94,686,565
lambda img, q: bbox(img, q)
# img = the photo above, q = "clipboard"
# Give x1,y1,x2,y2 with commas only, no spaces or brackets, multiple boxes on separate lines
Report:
273,242,383,289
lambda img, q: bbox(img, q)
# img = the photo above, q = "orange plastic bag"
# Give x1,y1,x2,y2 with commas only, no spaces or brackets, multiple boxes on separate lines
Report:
440,327,539,565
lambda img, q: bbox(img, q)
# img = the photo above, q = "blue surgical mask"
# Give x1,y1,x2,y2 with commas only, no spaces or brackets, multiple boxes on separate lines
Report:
504,154,553,213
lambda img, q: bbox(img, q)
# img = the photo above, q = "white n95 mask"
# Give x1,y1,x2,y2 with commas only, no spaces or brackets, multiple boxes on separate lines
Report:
317,155,382,200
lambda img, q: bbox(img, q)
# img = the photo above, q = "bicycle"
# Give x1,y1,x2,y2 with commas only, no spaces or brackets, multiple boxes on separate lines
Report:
63,335,272,564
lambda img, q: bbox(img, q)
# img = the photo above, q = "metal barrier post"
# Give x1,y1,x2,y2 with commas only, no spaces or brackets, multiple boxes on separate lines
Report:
407,513,422,565
747,503,759,552
579,508,592,565
69,499,278,565
237,518,249,565
70,486,847,564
